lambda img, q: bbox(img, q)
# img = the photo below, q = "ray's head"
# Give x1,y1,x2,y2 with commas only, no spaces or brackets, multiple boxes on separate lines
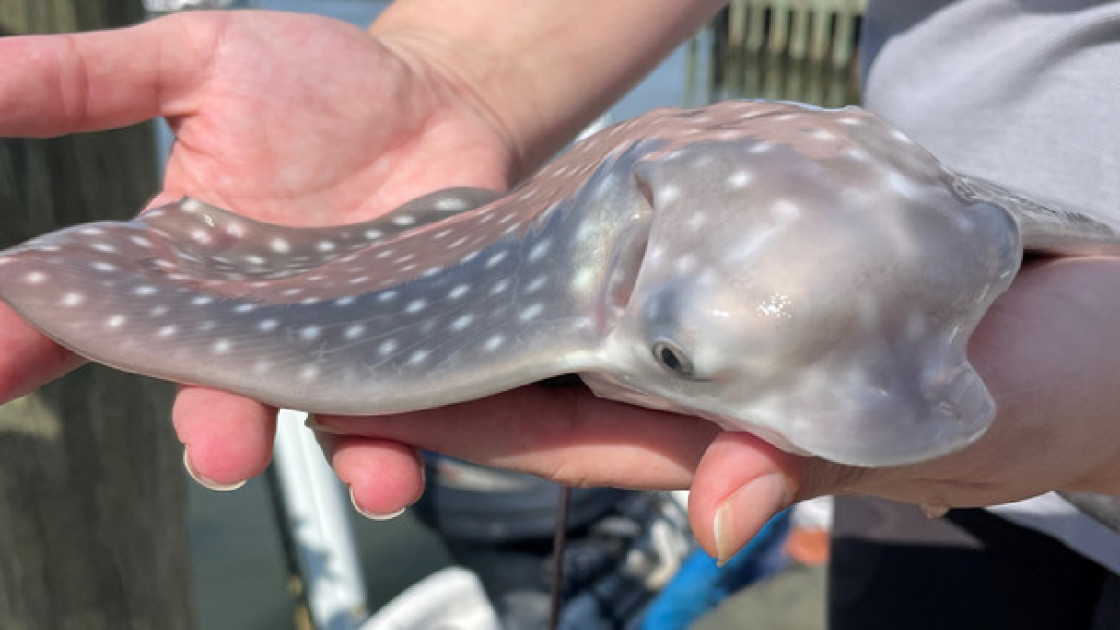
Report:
588,103,1022,466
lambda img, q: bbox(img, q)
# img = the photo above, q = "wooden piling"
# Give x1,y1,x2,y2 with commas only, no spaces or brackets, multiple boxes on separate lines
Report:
0,2,194,628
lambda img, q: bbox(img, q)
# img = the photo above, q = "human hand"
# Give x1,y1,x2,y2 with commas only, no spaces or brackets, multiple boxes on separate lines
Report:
312,256,1120,561
0,0,725,500
0,10,516,488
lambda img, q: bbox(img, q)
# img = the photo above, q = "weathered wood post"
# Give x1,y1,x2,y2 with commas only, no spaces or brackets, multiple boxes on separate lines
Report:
0,2,194,628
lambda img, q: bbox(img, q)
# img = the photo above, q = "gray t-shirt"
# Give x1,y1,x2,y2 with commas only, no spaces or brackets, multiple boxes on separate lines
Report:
862,0,1119,221
860,0,1120,575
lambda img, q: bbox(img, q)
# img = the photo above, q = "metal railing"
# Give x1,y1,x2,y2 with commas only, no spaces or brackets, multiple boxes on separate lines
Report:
725,0,866,67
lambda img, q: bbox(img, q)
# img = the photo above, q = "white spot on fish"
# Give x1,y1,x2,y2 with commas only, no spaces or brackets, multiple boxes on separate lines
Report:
519,304,544,321
344,324,365,339
270,238,290,253
317,240,336,252
258,319,279,332
450,315,474,331
191,296,214,306
685,212,707,230
771,199,801,220
486,252,508,268
405,299,427,314
727,170,754,188
181,199,205,213
890,128,914,144
157,325,178,338
378,339,398,356
130,235,152,248
348,276,370,284
377,291,398,303
23,271,46,284
92,262,116,272
150,305,169,317
525,276,548,293
213,339,232,354
61,292,84,307
656,185,681,204
234,303,256,314
449,284,470,300
483,335,505,352
490,278,511,295
335,296,356,306
300,365,320,380
133,285,158,296
364,229,383,240
407,350,430,365
106,315,126,328
391,214,415,226
528,240,551,261
300,326,321,341
888,172,925,201
244,254,266,266
92,242,116,253
675,255,698,274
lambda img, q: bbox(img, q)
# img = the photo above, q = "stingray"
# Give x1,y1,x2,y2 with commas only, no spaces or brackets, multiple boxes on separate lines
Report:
1,100,1118,467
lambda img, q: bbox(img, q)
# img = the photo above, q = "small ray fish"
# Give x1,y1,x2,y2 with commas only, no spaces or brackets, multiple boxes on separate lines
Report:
2,100,1119,466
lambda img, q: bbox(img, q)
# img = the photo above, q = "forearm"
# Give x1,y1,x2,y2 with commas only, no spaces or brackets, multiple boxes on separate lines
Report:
966,257,1120,496
369,0,725,179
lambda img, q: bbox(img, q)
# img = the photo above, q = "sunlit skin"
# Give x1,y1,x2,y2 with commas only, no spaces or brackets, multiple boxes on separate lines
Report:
1,5,1118,562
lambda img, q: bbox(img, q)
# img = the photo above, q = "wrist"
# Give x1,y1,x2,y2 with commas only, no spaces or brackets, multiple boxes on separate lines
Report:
369,0,723,180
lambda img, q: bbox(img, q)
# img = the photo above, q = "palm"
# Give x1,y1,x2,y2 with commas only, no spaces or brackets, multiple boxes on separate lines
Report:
156,12,512,225
0,11,517,485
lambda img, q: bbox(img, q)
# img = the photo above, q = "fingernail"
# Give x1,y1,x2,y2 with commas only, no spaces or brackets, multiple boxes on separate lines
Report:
349,486,405,521
714,474,790,566
183,450,246,492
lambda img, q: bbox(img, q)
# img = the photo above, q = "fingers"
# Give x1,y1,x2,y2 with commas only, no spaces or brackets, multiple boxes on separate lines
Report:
319,434,425,519
0,303,85,403
686,432,797,562
173,384,276,490
687,432,869,562
0,13,217,137
312,384,721,490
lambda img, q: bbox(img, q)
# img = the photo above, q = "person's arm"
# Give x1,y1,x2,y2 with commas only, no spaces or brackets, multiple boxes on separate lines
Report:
369,0,725,179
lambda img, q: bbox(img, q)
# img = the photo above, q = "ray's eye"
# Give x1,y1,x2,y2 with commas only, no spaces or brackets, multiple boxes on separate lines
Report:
652,340,696,378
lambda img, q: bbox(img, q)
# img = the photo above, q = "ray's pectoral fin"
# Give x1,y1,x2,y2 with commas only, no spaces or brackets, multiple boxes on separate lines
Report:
785,348,997,467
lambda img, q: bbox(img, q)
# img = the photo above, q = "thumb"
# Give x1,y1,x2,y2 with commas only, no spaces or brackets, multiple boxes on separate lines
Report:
687,431,864,563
